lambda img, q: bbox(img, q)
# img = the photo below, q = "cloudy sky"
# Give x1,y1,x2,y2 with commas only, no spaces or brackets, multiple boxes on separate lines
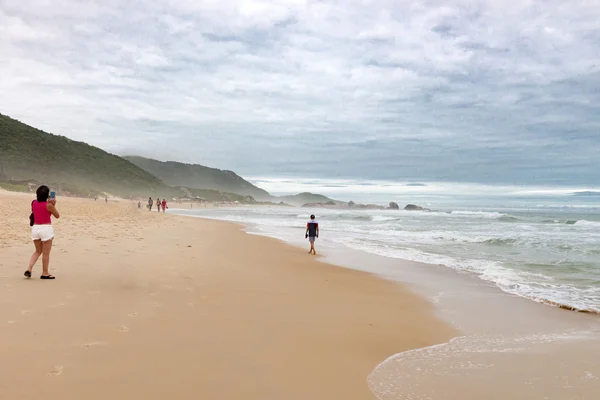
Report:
1,0,599,186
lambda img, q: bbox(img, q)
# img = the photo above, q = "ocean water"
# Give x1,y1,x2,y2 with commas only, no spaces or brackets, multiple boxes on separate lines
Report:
172,180,600,313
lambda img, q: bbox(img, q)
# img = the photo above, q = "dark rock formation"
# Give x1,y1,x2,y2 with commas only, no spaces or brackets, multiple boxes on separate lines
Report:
388,201,400,210
404,204,430,211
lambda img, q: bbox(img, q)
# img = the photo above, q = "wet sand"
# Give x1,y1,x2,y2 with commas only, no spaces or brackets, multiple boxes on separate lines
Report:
0,192,455,399
319,237,600,399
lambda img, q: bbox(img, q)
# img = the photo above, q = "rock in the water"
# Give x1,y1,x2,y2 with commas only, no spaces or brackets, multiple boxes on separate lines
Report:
388,201,400,210
404,204,430,211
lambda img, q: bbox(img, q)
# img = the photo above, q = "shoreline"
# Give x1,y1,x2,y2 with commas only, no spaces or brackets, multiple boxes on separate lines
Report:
171,207,600,399
0,193,455,399
170,205,600,315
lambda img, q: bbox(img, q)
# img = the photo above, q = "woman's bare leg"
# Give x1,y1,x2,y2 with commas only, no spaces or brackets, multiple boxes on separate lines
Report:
41,239,53,276
27,240,43,272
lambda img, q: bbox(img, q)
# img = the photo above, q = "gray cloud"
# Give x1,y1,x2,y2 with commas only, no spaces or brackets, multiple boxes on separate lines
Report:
1,0,599,185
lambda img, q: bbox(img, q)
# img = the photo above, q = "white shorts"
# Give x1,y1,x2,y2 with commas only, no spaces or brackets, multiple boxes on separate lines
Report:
32,225,54,242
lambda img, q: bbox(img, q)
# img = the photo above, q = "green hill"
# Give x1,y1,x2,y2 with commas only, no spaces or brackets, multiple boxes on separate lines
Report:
185,188,254,203
276,192,338,206
0,113,337,205
0,114,170,197
124,156,270,200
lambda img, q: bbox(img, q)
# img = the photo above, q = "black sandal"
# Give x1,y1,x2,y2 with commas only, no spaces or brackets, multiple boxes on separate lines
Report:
40,275,55,280
24,270,31,278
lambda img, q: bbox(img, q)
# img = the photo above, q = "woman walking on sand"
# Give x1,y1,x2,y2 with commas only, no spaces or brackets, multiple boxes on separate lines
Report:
25,185,60,279
156,197,161,212
161,198,167,212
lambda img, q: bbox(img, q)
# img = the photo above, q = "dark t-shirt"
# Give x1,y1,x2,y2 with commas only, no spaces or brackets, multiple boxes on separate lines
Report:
307,220,319,237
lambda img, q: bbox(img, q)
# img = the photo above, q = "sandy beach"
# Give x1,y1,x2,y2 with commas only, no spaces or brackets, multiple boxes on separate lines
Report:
0,192,455,399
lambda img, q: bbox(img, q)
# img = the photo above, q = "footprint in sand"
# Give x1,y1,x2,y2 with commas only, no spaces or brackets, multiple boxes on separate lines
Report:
48,366,63,377
48,303,66,308
128,312,138,317
20,310,32,315
187,302,195,308
118,326,129,333
81,342,107,350
151,302,160,307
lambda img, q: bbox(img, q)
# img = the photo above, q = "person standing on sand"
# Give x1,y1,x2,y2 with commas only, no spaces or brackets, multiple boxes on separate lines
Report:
161,199,167,212
25,185,60,279
156,197,161,212
305,214,319,255
148,197,153,211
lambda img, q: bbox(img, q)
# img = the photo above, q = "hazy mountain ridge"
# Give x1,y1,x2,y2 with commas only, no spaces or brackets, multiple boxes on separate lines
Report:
0,113,338,204
124,156,271,200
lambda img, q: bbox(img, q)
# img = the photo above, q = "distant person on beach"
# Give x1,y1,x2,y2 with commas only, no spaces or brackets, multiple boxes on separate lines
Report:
156,197,161,212
148,197,153,211
137,201,142,209
25,185,60,279
305,214,319,255
161,199,167,212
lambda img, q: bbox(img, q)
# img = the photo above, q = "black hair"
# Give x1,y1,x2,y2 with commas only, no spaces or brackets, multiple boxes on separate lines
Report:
310,214,315,219
36,185,50,202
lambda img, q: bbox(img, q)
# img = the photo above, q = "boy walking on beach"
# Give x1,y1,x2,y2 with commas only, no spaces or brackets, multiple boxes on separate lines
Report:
305,214,319,255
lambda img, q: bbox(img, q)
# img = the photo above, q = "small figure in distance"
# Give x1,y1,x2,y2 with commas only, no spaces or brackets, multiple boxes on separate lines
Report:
161,198,167,212
148,197,153,211
25,185,60,279
156,196,161,212
305,214,319,255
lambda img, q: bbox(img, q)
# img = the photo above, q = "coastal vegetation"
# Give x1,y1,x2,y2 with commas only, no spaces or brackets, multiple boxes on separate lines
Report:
0,113,340,205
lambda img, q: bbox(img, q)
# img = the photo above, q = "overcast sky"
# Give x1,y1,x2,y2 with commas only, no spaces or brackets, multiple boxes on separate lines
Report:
1,0,599,186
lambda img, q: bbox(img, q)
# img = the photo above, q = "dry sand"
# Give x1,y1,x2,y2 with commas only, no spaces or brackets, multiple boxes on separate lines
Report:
0,192,456,399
